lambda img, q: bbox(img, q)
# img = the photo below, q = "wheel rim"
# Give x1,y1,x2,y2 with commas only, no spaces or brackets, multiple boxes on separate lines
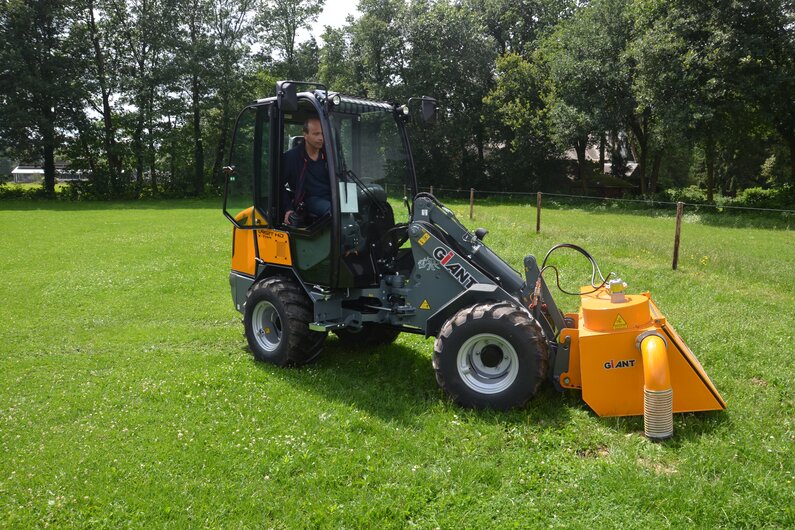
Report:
456,333,519,394
252,301,282,352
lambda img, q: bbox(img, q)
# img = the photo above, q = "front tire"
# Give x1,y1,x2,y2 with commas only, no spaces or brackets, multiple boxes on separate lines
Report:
433,301,549,410
243,277,327,366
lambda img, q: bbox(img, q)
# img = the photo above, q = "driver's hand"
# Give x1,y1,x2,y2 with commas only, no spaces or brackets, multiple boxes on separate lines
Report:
284,210,294,224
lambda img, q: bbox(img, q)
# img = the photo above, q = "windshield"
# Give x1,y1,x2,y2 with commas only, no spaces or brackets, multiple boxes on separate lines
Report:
329,107,411,197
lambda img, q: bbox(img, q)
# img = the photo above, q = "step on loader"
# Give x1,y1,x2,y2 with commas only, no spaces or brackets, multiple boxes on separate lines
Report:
222,81,725,440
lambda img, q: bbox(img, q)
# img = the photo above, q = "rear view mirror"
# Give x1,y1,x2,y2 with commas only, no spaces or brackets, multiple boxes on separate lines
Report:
421,97,438,124
276,81,298,112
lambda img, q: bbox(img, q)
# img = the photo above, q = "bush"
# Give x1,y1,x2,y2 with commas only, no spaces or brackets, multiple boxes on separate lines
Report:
663,185,709,204
733,185,795,210
0,183,53,200
662,185,794,210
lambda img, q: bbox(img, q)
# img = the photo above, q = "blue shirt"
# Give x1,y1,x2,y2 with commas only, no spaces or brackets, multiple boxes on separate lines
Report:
281,145,330,210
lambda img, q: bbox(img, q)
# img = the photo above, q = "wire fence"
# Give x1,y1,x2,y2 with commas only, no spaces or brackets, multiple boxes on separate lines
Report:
380,184,793,270
404,186,795,214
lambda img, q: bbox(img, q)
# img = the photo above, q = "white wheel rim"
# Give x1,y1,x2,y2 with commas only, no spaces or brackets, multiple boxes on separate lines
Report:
252,301,282,352
456,333,519,394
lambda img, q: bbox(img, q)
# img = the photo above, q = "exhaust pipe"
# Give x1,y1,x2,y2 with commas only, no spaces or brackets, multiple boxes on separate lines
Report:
637,332,673,440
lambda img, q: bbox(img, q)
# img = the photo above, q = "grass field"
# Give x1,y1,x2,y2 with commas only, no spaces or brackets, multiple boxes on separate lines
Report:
1,199,792,528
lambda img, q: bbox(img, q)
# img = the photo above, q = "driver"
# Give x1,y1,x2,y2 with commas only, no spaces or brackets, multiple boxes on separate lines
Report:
281,117,331,224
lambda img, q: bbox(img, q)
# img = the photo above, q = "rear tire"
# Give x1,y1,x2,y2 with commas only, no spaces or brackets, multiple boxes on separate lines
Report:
433,301,549,410
334,323,400,348
243,277,327,366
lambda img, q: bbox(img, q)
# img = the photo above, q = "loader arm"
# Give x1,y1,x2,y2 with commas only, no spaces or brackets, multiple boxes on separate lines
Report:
408,193,567,340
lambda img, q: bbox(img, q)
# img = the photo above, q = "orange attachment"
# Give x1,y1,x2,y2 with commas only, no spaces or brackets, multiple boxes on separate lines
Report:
581,289,651,332
568,287,725,417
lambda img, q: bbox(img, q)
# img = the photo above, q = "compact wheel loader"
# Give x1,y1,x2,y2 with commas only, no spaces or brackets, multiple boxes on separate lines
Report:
222,81,725,440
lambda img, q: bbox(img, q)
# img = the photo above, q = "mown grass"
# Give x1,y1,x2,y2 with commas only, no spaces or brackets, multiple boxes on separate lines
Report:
1,199,792,528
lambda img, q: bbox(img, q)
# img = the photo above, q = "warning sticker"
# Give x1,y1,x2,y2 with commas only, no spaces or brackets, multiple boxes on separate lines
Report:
613,314,628,329
418,232,430,246
419,299,431,310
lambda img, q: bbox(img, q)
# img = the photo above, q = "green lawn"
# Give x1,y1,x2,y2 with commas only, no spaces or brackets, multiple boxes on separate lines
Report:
0,199,792,528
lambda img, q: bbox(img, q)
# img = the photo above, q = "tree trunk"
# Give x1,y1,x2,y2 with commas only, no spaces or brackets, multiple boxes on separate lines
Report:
599,133,605,173
145,56,158,195
74,114,97,176
705,135,716,202
629,115,648,196
212,92,230,191
785,131,795,185
575,137,588,193
192,71,204,196
650,150,662,195
134,113,145,197
41,107,56,195
169,118,177,184
133,53,147,198
475,122,485,174
148,134,157,196
88,3,121,192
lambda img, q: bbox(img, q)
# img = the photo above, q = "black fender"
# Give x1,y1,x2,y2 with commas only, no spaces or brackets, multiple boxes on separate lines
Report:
424,283,519,338
254,263,310,293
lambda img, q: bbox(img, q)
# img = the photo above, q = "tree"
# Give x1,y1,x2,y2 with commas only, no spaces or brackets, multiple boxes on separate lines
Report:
402,0,497,188
0,0,76,194
632,0,753,200
483,52,557,190
734,0,795,184
540,0,635,192
72,0,127,195
104,0,180,196
205,0,257,191
467,0,576,56
317,24,358,92
174,0,214,196
257,0,324,79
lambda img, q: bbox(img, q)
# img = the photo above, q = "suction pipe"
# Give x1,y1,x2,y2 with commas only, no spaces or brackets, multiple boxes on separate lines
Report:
637,332,673,440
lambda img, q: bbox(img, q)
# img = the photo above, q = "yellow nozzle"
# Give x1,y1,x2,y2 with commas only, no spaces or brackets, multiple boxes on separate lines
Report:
641,334,671,391
639,333,673,440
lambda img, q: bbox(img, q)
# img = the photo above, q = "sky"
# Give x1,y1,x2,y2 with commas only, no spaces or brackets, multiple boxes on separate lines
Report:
298,1,361,44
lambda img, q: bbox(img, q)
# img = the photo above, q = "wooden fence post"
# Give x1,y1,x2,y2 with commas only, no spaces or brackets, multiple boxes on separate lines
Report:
430,185,434,195
469,188,475,220
672,201,684,270
536,192,542,233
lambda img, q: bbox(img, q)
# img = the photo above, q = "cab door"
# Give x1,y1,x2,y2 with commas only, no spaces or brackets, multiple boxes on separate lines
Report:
224,103,277,277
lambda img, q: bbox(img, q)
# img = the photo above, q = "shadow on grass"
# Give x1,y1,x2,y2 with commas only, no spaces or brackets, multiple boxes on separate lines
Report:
598,406,729,443
251,336,572,429
244,336,727,441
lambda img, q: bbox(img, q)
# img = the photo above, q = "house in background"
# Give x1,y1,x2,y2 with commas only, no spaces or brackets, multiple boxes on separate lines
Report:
563,134,638,197
10,162,83,183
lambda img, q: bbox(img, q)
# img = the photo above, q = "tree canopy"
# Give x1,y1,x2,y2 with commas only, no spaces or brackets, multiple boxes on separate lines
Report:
0,0,792,204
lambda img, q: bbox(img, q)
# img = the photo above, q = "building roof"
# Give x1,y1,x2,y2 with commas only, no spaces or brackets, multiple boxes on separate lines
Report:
12,167,45,175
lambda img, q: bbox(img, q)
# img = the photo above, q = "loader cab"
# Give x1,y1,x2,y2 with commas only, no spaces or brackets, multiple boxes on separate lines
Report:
224,82,422,289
